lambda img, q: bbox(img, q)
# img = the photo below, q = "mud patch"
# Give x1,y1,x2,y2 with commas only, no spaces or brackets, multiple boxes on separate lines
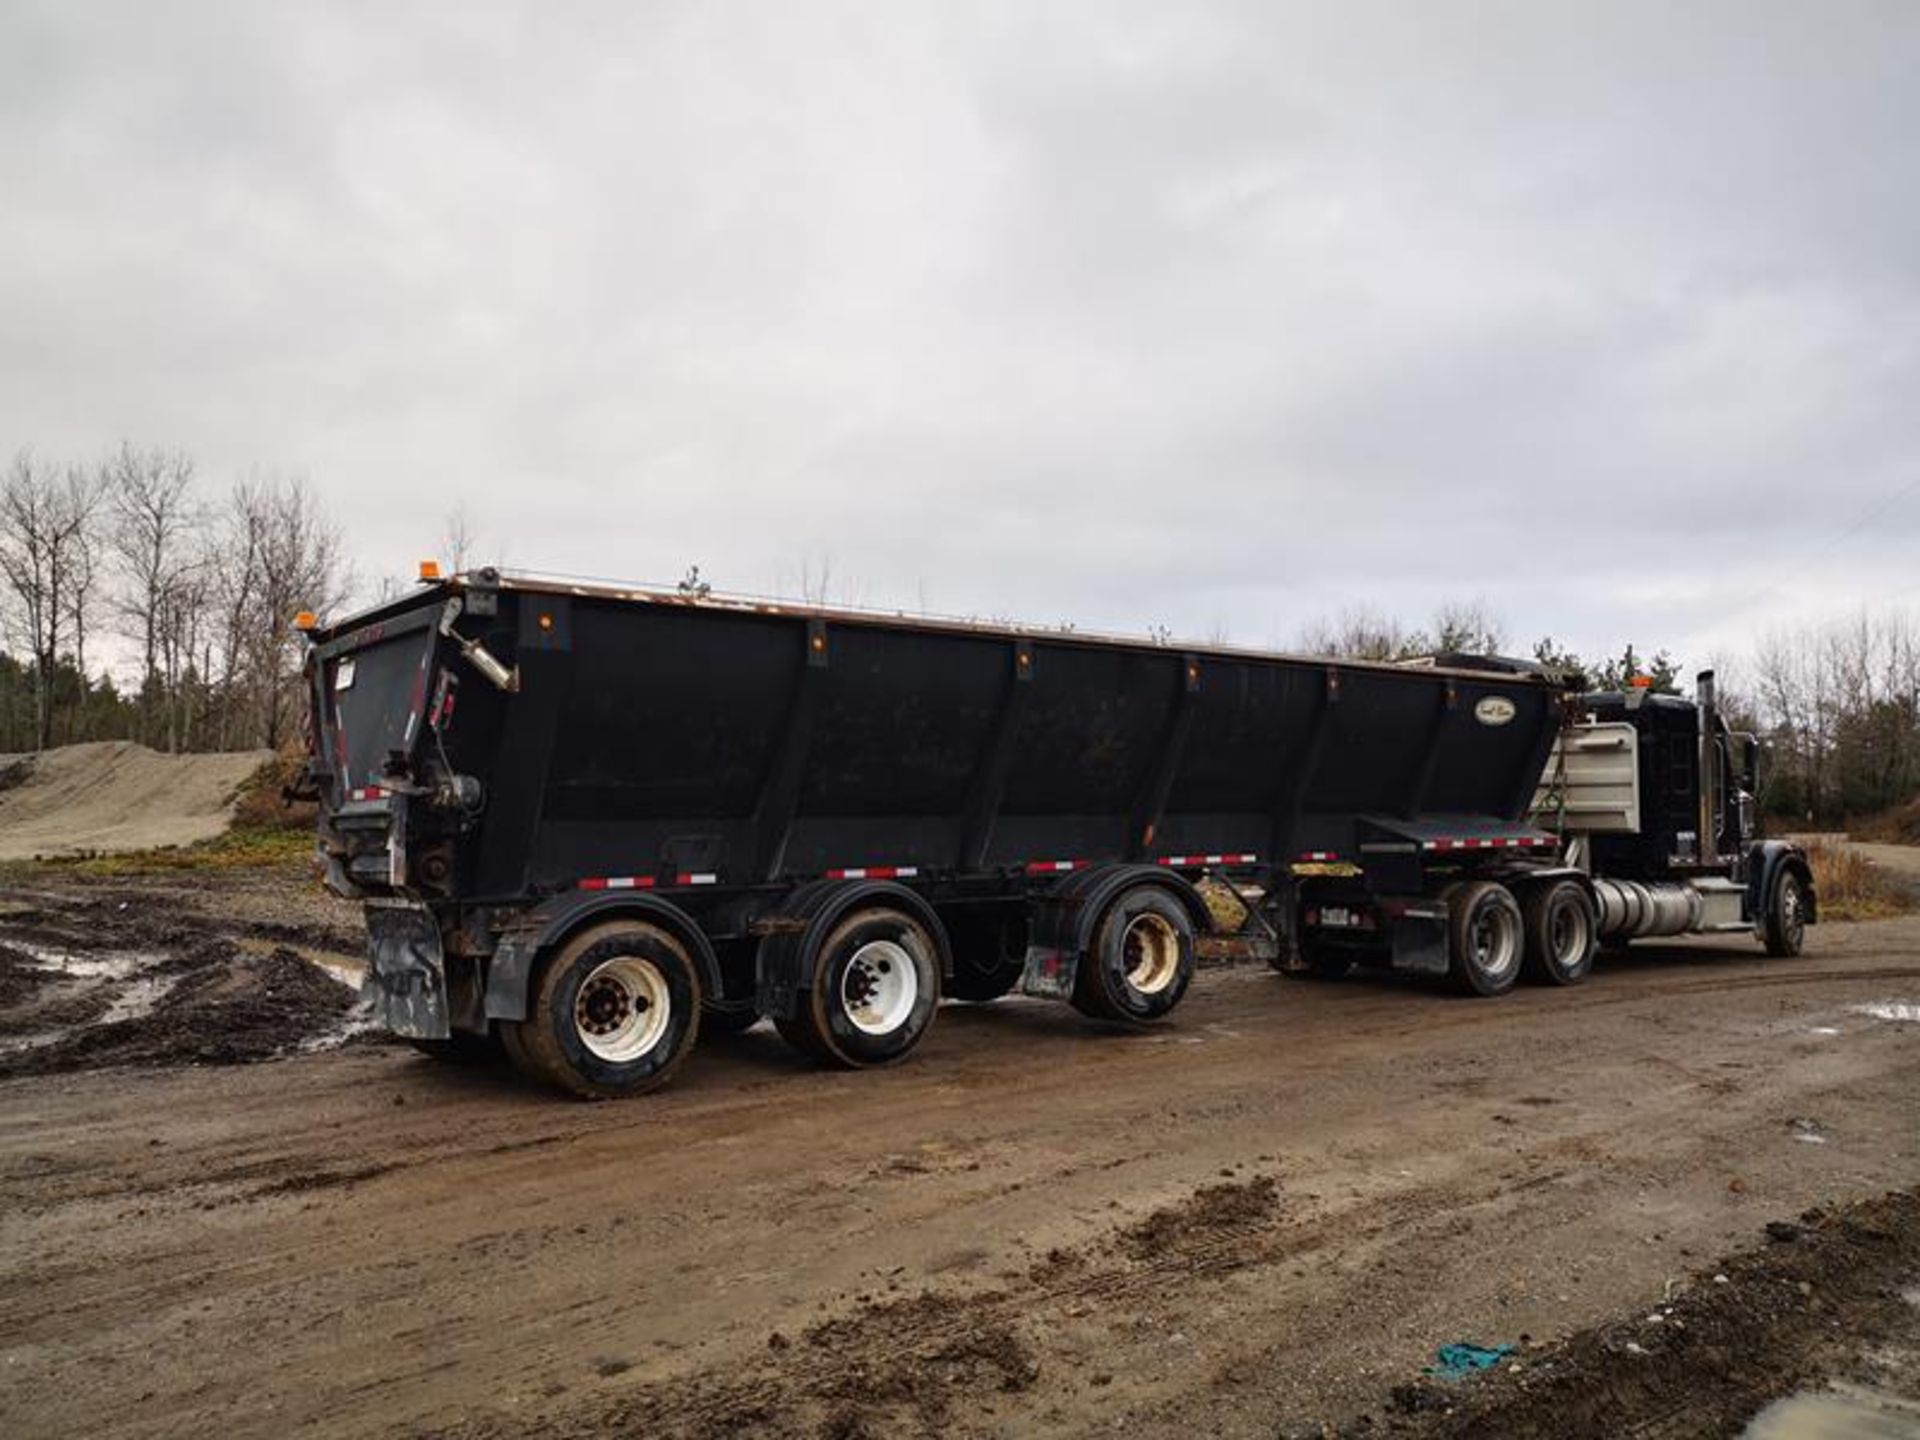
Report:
0,940,360,1076
252,1161,400,1197
1120,1174,1281,1259
1380,1189,1920,1439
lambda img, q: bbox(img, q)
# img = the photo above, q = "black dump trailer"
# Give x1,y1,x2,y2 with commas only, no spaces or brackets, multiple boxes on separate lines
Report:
298,569,1814,1097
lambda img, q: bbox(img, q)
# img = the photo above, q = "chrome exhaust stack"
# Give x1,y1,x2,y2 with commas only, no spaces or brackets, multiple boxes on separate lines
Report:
1697,669,1719,867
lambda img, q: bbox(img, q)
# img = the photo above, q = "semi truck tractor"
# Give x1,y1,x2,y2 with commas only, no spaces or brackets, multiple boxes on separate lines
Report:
297,568,1815,1098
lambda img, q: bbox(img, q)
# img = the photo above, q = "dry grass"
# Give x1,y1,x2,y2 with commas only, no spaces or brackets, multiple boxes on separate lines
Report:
1801,838,1915,921
229,746,317,832
31,826,313,877
1855,797,1920,845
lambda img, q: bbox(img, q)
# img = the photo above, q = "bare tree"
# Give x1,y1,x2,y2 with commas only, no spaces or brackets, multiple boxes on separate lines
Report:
208,474,347,751
1431,598,1507,657
106,443,205,749
440,505,477,573
0,451,106,748
1297,605,1422,661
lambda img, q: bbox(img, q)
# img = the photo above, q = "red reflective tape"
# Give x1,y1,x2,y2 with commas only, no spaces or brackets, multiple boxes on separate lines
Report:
674,873,718,886
826,865,922,881
578,876,655,891
1299,850,1339,863
1025,860,1082,875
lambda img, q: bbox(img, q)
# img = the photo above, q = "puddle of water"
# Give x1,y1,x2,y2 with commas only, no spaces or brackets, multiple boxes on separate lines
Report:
0,935,178,1055
310,956,364,990
0,1028,66,1056
297,1011,380,1053
5,939,167,981
97,973,179,1026
1743,1382,1920,1438
1851,1003,1920,1023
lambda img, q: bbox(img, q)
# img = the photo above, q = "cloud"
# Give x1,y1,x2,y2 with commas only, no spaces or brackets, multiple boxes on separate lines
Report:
3,0,1917,674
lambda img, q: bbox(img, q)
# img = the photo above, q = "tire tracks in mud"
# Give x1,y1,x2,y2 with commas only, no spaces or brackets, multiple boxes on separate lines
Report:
431,1159,1585,1439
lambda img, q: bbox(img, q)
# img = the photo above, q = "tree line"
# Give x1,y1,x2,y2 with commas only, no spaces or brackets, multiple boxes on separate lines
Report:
0,444,347,755
1299,599,1920,825
4,453,1916,829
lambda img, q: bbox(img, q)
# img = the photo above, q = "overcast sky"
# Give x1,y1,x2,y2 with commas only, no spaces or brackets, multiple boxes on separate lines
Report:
4,1,1918,673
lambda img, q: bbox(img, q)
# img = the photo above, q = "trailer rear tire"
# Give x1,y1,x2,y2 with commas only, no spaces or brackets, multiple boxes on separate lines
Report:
1764,869,1808,958
1521,880,1596,986
512,922,703,1099
778,907,942,1067
1446,882,1524,997
1073,886,1195,1024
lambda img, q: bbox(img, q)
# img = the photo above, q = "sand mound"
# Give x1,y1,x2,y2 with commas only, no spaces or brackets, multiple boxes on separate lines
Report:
0,741,274,860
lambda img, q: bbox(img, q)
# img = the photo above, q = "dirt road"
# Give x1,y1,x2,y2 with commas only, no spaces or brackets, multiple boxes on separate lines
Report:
1,876,1917,1438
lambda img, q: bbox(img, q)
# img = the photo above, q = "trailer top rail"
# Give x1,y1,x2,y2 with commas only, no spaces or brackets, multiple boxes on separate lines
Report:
314,564,1571,692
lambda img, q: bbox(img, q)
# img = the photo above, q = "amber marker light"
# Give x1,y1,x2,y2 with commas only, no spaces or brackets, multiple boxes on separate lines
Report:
293,610,318,631
419,559,443,581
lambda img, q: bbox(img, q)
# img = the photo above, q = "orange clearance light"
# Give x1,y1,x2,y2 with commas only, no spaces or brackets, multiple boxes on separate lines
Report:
418,559,442,582
538,613,554,631
293,610,318,631
1630,675,1653,689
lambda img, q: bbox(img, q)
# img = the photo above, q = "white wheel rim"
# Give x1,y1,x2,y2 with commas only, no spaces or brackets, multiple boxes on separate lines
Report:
574,956,671,1063
1123,913,1182,995
841,940,919,1036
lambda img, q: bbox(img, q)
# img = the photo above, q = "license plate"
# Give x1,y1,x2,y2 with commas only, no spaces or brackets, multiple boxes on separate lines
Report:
1321,906,1358,928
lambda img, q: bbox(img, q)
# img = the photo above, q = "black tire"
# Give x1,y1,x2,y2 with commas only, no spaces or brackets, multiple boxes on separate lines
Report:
1764,869,1809,958
1072,886,1196,1024
945,912,1028,1003
1446,881,1525,997
700,1003,763,1036
778,907,942,1067
406,1029,504,1065
1521,880,1596,986
508,921,703,1099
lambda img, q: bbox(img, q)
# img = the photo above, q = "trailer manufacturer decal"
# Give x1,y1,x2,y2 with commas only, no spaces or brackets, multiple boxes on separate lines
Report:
1474,696,1517,727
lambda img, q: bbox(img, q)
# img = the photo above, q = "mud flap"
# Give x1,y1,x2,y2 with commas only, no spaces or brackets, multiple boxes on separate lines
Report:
362,898,450,1039
1020,944,1077,1000
1387,911,1450,977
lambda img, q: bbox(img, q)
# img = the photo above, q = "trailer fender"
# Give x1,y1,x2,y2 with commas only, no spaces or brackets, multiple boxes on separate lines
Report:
754,879,952,1021
483,891,722,1023
1746,841,1817,932
1019,864,1210,1001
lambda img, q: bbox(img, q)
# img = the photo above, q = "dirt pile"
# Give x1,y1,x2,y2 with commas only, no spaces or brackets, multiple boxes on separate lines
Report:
1120,1174,1282,1259
1380,1189,1920,1438
0,741,275,860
